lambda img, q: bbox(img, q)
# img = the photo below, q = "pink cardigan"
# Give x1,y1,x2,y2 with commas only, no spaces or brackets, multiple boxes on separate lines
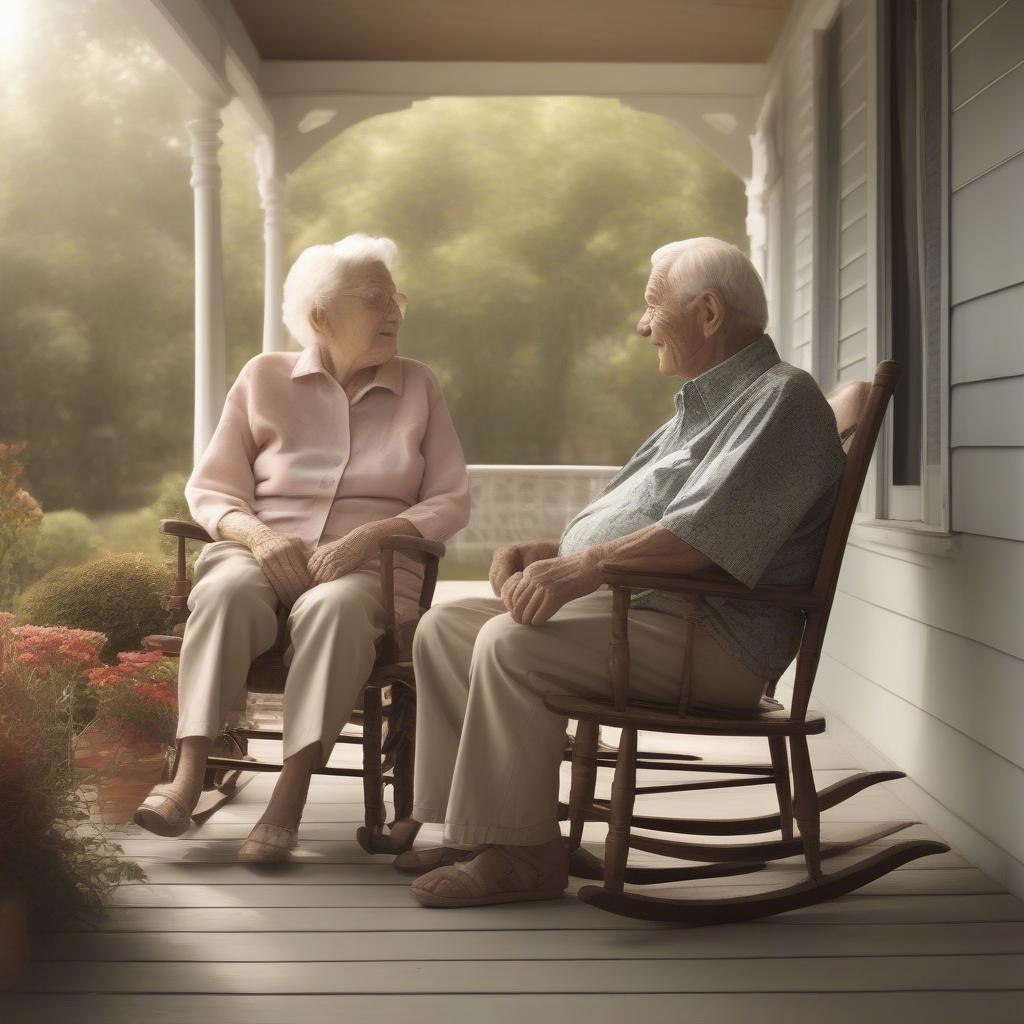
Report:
185,344,471,555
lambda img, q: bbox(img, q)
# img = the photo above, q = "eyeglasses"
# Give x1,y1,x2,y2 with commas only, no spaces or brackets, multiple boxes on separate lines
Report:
335,287,408,321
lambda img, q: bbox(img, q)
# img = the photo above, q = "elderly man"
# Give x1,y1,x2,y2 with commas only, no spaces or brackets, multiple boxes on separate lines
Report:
398,237,846,907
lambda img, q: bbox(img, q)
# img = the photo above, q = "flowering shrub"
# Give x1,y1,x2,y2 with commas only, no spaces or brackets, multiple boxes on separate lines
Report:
88,649,178,747
0,613,144,928
0,612,106,734
0,611,180,746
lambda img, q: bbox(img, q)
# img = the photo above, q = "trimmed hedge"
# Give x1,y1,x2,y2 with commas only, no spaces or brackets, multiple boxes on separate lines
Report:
16,552,173,660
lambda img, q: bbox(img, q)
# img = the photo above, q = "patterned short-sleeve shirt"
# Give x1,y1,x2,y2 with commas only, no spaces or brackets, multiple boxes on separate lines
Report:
558,334,845,680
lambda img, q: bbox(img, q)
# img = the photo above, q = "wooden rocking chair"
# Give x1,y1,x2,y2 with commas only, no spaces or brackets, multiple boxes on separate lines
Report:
546,359,949,923
142,525,445,855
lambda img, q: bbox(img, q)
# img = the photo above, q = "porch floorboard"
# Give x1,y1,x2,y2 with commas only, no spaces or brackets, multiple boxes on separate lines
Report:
12,714,1024,1023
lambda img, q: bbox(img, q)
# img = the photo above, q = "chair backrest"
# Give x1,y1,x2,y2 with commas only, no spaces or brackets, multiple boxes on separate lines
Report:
787,360,901,719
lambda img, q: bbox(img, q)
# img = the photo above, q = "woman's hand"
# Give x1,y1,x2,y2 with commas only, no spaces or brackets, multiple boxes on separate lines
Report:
218,510,311,607
307,526,378,585
500,549,605,626
488,540,560,598
254,534,313,607
307,517,421,586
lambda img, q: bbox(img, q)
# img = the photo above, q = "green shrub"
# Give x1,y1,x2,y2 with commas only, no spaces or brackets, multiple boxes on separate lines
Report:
2,510,102,604
32,510,100,574
16,553,173,660
92,507,162,560
151,471,200,576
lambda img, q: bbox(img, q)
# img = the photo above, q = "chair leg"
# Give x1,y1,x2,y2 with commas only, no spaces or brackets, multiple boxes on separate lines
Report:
357,683,421,856
567,720,599,852
768,735,794,841
391,685,416,823
361,686,386,834
602,727,638,894
790,733,822,882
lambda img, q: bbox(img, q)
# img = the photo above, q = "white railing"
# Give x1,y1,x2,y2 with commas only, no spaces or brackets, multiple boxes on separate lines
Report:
445,465,620,566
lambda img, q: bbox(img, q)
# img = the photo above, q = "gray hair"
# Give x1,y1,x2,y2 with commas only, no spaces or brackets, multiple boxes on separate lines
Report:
282,233,399,349
650,237,768,333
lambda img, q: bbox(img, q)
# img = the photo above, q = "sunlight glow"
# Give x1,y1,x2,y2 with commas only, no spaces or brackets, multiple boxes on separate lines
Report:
0,0,29,64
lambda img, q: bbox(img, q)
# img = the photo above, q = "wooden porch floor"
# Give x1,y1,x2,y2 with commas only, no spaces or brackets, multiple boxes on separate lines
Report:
11,706,1024,1024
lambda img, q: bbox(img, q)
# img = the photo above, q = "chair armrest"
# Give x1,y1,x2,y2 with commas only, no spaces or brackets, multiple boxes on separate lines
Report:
376,534,446,662
157,520,211,617
379,534,446,561
160,519,213,543
602,564,821,611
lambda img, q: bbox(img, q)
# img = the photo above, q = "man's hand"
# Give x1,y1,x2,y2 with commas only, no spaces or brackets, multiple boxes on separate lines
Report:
488,540,560,598
500,549,605,626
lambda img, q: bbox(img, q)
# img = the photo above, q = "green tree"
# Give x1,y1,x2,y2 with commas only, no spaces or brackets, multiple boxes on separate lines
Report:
287,97,747,463
0,0,261,515
0,0,748,526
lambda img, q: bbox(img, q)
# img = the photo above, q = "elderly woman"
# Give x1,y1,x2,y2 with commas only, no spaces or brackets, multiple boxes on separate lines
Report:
134,234,470,861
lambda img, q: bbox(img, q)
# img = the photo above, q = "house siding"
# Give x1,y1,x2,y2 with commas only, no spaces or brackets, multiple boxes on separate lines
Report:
834,0,870,384
766,0,1024,895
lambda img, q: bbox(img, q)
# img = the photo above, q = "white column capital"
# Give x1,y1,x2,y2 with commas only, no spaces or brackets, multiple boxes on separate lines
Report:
187,104,224,192
255,137,285,229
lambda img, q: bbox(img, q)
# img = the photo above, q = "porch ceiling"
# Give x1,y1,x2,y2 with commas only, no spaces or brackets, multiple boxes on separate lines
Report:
229,0,792,64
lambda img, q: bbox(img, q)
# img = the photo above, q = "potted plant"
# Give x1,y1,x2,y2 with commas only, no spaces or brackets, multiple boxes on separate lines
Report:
76,650,178,823
0,613,143,989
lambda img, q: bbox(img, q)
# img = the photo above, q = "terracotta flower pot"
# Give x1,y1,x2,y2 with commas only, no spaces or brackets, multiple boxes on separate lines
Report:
74,722,173,824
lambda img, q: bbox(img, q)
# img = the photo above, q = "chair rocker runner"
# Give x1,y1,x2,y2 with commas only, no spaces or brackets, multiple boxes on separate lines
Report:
142,524,445,855
547,359,949,923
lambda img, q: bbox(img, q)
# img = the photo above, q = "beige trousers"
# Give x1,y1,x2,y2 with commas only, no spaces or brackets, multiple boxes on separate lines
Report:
411,589,769,846
175,541,416,762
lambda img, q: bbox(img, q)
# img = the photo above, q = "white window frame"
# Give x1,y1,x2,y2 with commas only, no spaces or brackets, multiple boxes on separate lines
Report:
804,0,953,555
872,0,951,535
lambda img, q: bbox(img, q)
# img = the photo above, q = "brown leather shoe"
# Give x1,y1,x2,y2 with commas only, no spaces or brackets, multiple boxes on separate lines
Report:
409,838,568,907
393,844,482,875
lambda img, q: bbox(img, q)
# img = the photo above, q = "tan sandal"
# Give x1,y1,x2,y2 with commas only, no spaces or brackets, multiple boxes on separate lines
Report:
133,784,193,837
238,823,298,863
393,844,482,875
409,842,568,908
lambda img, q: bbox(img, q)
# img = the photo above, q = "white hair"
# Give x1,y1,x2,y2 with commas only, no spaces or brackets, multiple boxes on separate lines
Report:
282,233,399,349
650,237,768,332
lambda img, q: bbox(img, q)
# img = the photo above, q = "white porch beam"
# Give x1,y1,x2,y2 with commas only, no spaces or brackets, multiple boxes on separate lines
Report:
210,0,275,134
261,60,768,179
188,101,228,464
260,60,767,98
255,136,288,353
121,0,231,105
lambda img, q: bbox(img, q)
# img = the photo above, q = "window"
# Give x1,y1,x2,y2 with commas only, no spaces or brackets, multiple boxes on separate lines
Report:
881,0,946,525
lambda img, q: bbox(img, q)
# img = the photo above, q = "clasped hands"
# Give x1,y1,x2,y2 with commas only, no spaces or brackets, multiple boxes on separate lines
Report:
252,520,411,608
488,540,605,626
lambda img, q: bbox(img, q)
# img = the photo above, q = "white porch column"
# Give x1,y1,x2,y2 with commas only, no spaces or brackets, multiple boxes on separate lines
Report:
256,136,287,352
188,100,228,465
747,95,783,336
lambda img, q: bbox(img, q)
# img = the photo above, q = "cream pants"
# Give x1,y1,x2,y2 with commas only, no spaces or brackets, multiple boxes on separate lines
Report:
411,589,769,846
175,541,416,763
